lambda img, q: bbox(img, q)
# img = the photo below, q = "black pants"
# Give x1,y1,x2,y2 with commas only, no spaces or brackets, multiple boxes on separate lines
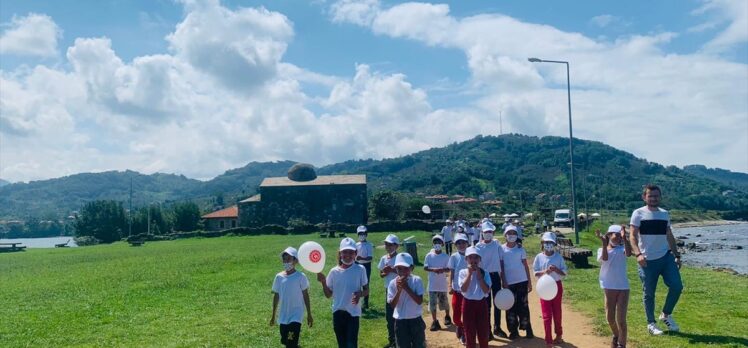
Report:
506,281,532,334
279,322,301,348
445,241,453,255
395,317,426,348
385,295,396,344
358,262,372,307
484,272,503,331
333,310,360,348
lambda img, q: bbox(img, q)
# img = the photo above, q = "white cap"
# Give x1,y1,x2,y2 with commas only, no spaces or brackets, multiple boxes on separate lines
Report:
280,246,298,259
384,234,400,245
607,224,623,234
356,225,368,234
446,219,453,223
513,219,520,224
465,246,481,257
454,233,469,243
504,225,518,235
481,221,496,232
394,253,414,267
339,237,357,251
541,232,557,244
432,234,444,243
457,225,465,231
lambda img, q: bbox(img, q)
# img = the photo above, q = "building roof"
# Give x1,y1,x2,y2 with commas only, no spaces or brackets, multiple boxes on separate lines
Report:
260,174,366,187
239,194,261,203
201,205,238,219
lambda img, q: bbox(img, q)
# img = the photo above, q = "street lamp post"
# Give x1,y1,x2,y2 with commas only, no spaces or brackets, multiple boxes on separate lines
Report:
528,57,579,244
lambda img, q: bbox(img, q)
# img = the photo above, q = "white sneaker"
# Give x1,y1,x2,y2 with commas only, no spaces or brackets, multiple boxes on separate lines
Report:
659,313,680,332
647,323,664,335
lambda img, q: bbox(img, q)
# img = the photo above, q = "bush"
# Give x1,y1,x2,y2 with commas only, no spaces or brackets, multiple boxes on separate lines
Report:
74,236,101,246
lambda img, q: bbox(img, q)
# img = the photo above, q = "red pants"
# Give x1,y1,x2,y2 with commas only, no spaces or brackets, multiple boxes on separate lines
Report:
539,281,564,344
462,298,490,348
451,292,464,338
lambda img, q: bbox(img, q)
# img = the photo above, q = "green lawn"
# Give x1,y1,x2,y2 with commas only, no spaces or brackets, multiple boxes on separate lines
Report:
2,230,746,347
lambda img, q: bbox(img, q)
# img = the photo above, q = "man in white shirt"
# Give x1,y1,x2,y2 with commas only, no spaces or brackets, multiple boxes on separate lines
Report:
317,238,369,348
387,253,426,348
475,221,508,338
355,225,374,309
629,184,683,336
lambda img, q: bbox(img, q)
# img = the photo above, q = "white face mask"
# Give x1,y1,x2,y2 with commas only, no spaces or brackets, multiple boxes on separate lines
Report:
358,235,366,242
543,243,555,252
483,233,493,241
433,244,442,251
341,258,354,266
506,235,518,243
283,262,294,271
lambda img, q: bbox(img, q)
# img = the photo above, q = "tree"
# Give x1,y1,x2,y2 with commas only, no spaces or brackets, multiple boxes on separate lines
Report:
370,190,404,220
172,201,201,232
74,200,126,243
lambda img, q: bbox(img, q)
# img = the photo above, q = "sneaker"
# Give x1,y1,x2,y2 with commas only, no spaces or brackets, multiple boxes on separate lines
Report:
494,328,508,338
611,336,618,348
430,320,442,331
647,323,664,335
525,328,535,339
659,313,680,332
459,336,466,346
444,315,453,327
508,332,519,340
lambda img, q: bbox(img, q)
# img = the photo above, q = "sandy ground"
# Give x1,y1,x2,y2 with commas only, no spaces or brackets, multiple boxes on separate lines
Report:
422,261,611,348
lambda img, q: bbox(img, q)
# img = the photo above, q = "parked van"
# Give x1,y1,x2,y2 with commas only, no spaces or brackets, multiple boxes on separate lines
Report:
554,209,572,227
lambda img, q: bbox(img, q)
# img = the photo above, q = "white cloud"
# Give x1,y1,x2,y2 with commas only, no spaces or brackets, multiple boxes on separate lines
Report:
692,0,748,53
330,0,380,26
0,13,61,57
590,14,616,28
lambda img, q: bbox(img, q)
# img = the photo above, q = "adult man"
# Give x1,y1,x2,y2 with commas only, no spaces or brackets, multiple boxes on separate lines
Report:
629,185,683,336
442,219,454,255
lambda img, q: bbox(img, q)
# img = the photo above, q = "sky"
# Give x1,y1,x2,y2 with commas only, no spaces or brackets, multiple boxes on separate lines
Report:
0,0,746,183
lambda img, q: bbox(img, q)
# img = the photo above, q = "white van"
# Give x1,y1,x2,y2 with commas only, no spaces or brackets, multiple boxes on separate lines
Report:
554,209,572,227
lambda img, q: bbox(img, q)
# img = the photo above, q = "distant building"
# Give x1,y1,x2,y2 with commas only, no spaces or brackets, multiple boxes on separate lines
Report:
201,205,238,231
238,163,367,227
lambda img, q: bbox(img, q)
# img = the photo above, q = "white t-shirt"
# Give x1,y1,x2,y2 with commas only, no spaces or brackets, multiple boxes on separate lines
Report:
356,241,374,264
630,206,671,260
475,239,503,273
387,275,425,319
468,227,480,244
424,251,450,292
447,252,468,291
326,264,368,316
501,244,528,285
271,271,310,325
532,251,568,282
378,253,398,290
598,246,630,290
441,225,453,242
458,268,492,300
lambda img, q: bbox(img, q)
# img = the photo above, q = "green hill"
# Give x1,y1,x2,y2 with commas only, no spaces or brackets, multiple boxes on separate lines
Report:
683,165,748,192
1,135,745,219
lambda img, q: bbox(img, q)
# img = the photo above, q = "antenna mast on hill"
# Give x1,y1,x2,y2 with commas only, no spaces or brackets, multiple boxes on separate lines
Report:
129,177,132,237
499,109,503,135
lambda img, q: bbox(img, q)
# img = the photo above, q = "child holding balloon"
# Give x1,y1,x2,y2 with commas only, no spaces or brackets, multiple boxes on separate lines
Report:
317,238,369,348
597,225,632,348
270,247,313,348
501,225,534,339
532,232,568,348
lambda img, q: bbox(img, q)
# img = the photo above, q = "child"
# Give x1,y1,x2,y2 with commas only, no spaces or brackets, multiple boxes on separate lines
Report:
424,235,452,331
442,219,454,255
355,225,374,309
271,247,313,348
458,246,492,348
388,253,426,348
597,225,632,348
448,233,470,345
378,234,400,348
502,225,534,339
533,232,568,348
316,238,369,348
475,221,508,338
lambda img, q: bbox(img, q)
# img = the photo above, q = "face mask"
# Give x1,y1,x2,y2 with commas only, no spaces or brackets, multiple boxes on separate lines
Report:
358,235,366,242
433,244,442,251
506,235,518,243
341,258,354,266
483,233,493,240
283,262,294,271
543,243,555,252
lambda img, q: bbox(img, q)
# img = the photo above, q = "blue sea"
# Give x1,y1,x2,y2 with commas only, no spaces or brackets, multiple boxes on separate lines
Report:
673,223,748,274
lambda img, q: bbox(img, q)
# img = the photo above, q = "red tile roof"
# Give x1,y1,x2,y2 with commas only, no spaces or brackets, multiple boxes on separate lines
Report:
201,205,238,219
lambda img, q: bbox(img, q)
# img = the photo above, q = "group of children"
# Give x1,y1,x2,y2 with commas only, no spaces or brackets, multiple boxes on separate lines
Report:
269,220,633,348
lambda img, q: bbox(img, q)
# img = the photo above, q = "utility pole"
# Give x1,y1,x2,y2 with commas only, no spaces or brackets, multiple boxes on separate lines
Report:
499,110,503,135
128,177,132,237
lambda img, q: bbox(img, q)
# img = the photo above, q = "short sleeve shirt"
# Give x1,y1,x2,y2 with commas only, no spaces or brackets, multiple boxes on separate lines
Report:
326,264,368,316
378,254,398,290
447,252,468,291
271,271,310,324
441,226,453,242
501,244,528,285
387,275,425,319
532,251,568,282
356,241,374,263
458,268,492,300
475,239,503,273
424,251,450,292
597,246,630,290
630,206,671,260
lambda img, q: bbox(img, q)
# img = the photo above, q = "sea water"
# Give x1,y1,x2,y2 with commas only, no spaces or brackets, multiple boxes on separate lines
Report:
673,223,748,274
0,236,77,248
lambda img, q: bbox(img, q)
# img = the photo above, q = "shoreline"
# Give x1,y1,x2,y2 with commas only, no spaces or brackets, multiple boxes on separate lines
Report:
671,219,746,228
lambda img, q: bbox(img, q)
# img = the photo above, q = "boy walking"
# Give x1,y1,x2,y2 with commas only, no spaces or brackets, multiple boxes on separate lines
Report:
271,247,313,348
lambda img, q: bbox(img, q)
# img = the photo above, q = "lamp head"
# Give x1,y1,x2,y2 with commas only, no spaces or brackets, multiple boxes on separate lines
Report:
528,57,542,63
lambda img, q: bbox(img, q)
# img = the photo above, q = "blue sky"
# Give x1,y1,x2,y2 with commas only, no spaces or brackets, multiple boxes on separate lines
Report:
1,0,746,182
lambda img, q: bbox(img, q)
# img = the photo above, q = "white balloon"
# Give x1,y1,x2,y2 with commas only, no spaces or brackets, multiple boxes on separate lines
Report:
422,205,431,214
494,288,514,310
298,241,326,274
536,274,559,301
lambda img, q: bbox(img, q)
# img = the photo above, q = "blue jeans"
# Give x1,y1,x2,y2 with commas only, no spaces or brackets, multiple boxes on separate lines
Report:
637,252,683,324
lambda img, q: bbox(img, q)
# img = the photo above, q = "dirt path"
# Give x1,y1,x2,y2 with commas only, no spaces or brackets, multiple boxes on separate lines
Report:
423,260,610,348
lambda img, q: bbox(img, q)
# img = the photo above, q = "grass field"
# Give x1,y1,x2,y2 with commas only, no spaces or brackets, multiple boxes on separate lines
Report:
1,230,746,347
